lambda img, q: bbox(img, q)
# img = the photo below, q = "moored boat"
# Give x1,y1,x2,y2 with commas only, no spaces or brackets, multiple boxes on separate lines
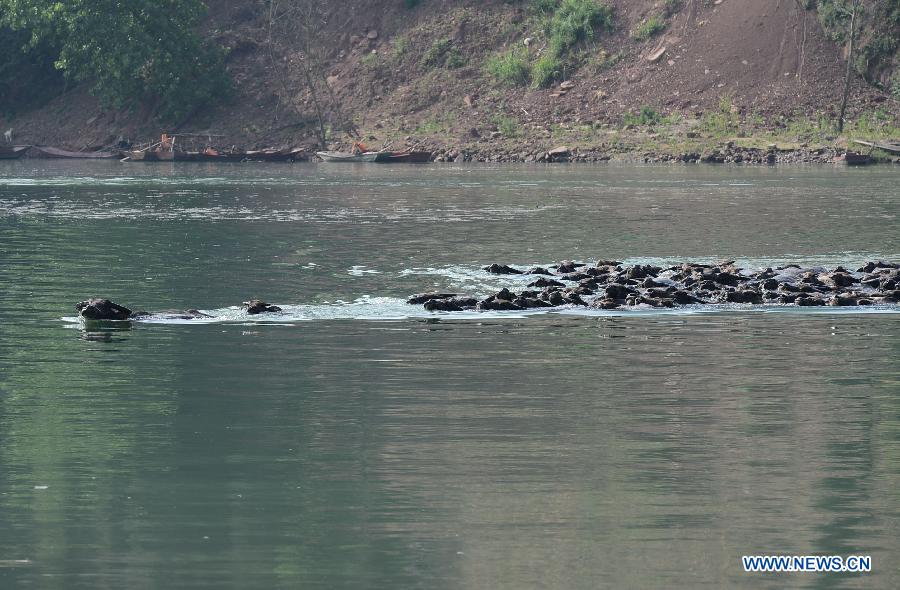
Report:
243,147,308,162
834,151,873,166
32,146,120,159
316,150,380,163
374,150,432,163
0,145,30,159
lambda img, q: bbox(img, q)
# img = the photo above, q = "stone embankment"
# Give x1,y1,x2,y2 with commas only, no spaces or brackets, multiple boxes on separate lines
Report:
424,142,887,164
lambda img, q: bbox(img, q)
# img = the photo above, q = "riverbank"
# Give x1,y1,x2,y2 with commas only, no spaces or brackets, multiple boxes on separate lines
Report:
379,109,900,164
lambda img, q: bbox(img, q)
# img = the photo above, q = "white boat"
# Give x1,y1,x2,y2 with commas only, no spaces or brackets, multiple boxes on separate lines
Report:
316,150,380,163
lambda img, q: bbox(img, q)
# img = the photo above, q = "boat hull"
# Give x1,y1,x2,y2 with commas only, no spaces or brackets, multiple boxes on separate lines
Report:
316,151,380,163
32,146,120,159
374,150,432,163
0,146,29,159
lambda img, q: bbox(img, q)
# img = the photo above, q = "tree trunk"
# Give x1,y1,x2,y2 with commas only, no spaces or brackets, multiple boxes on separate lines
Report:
837,0,861,134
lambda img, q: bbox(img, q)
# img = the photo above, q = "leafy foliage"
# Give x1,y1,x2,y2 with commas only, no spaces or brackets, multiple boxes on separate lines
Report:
0,26,62,116
814,0,899,86
0,0,230,121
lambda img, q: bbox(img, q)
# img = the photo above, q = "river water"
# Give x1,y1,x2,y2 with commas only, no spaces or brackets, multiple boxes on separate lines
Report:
1,161,898,589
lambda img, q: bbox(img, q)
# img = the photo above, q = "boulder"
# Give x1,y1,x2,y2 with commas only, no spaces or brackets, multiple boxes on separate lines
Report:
547,146,571,162
647,46,666,63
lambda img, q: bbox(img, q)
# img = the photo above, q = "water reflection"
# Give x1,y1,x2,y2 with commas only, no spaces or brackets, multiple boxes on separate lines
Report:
1,162,898,589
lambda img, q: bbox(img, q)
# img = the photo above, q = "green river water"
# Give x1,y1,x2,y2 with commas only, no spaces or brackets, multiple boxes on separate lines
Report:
1,161,899,589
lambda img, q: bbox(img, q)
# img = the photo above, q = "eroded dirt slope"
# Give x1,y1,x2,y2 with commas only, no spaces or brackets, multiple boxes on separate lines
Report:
4,0,896,151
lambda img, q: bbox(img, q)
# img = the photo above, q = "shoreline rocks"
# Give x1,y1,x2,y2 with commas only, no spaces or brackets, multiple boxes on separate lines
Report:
409,260,900,313
424,143,900,165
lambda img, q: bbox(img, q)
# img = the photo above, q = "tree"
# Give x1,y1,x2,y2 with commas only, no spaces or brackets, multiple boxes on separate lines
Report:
837,0,864,133
0,0,230,122
265,0,357,147
0,26,61,116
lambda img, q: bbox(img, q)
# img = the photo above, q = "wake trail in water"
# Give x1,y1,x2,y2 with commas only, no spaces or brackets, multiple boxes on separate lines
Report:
61,258,900,326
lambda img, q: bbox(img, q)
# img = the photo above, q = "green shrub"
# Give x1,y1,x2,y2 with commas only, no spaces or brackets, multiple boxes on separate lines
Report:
404,0,422,8
699,96,740,135
530,0,559,15
491,114,522,137
445,48,467,68
632,15,666,41
547,0,615,55
422,38,466,69
486,49,531,86
393,36,409,58
422,38,451,68
623,105,662,126
531,52,564,88
361,52,378,67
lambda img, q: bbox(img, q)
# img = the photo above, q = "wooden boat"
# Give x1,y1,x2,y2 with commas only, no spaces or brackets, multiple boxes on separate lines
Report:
852,139,900,154
242,147,308,162
316,150,380,163
126,146,307,163
124,149,196,161
32,146,120,159
834,151,873,166
374,150,432,163
0,145,30,159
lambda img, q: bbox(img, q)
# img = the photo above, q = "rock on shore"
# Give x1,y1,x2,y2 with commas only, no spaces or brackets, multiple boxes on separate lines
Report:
408,260,900,313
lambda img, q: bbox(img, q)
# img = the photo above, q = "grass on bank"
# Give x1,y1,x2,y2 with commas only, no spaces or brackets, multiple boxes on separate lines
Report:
485,0,615,88
631,15,666,41
486,49,531,86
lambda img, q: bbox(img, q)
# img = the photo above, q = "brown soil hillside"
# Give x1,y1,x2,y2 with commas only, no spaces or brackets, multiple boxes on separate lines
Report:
3,0,897,154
